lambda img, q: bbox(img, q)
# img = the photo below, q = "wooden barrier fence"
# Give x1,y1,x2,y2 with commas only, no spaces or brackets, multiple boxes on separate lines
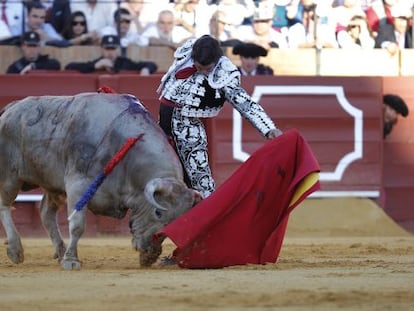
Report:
0,74,412,236
2,45,414,76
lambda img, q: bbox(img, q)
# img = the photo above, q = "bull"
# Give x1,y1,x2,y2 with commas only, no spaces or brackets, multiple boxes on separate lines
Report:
0,93,201,270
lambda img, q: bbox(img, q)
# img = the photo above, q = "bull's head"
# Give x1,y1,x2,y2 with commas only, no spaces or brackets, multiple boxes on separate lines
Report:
144,177,202,221
130,177,202,266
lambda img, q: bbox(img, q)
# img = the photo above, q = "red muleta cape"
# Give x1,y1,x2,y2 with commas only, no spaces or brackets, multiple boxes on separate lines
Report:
154,129,320,269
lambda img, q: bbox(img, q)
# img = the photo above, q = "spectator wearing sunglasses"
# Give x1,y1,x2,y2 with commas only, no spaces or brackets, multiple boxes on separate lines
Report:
61,11,100,45
70,0,116,34
65,35,157,75
337,15,375,49
100,8,146,49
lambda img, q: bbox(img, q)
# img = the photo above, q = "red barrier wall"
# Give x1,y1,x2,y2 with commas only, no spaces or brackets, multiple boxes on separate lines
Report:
0,74,412,236
382,77,414,231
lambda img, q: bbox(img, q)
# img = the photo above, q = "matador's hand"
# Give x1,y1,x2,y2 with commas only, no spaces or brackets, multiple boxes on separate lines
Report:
266,128,283,139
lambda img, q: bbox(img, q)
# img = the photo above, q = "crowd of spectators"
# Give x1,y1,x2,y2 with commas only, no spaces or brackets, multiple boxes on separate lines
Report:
1,0,413,73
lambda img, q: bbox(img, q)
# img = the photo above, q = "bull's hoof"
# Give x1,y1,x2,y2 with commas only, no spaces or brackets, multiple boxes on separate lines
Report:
159,255,177,266
7,239,24,264
53,243,67,261
61,259,81,270
139,244,162,267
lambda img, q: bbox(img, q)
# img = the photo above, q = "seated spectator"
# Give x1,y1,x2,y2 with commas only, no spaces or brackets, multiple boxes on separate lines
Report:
375,5,412,55
274,0,292,29
6,31,61,74
46,0,72,34
25,1,67,46
61,11,100,45
232,42,274,75
255,0,291,31
216,0,256,27
365,0,396,36
237,7,289,49
173,0,214,38
120,0,145,33
65,35,157,75
100,8,146,49
286,0,338,48
209,9,241,46
70,0,117,34
141,10,194,50
337,14,375,48
129,0,173,32
329,0,366,33
383,93,409,138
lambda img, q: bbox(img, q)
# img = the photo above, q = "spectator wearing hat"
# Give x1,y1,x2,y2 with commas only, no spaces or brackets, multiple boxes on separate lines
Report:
6,31,61,74
375,5,413,55
232,42,274,75
236,6,289,50
383,94,409,138
64,35,158,75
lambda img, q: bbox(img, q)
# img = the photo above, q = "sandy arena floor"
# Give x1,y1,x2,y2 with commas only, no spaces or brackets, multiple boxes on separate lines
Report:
0,198,413,311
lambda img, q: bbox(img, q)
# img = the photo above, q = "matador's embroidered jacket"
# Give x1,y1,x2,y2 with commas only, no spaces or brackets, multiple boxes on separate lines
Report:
157,38,277,137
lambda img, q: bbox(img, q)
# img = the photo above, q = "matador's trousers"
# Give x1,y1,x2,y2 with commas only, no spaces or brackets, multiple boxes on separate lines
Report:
159,103,215,198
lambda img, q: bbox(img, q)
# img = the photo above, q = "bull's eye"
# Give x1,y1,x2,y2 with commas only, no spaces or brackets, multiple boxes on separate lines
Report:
154,209,163,219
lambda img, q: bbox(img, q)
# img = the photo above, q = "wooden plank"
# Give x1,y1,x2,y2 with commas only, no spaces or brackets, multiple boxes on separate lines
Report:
45,46,102,69
399,49,414,76
127,46,174,73
225,48,318,75
319,49,399,76
0,45,22,74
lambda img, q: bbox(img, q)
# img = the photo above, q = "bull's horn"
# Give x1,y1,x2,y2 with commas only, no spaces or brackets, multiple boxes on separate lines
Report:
144,177,173,211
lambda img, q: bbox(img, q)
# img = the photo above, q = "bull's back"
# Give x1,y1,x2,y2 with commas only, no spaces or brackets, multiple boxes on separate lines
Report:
0,93,181,190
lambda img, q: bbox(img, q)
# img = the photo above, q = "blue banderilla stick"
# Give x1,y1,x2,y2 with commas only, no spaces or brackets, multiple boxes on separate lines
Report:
67,134,143,221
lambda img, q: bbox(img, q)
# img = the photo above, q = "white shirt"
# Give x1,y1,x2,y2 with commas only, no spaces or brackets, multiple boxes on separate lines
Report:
0,19,11,40
287,22,339,48
100,25,147,47
141,23,193,46
237,24,289,48
70,0,117,33
25,23,63,42
1,0,24,36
